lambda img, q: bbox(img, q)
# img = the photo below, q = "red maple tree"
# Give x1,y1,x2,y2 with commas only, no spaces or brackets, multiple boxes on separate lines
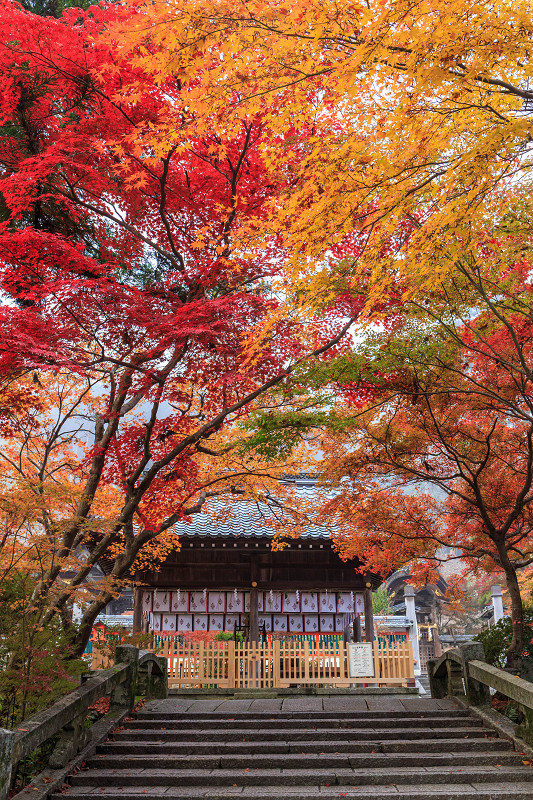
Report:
318,252,533,668
0,3,361,654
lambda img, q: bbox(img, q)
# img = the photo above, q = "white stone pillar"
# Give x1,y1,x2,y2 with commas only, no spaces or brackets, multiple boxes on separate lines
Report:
491,585,504,623
404,586,421,676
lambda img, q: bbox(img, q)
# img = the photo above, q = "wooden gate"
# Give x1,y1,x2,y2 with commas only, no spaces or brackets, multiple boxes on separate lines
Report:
93,639,414,689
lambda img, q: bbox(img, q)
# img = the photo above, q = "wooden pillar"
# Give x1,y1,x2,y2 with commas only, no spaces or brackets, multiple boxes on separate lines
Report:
364,585,375,642
133,587,143,634
248,555,260,644
433,627,443,658
343,622,351,644
249,584,260,643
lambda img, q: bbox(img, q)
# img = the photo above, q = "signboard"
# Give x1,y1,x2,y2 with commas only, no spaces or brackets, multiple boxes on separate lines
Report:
348,642,375,678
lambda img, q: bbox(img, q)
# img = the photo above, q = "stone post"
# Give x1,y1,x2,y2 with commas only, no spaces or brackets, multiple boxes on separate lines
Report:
459,642,491,706
0,729,14,800
491,585,504,623
404,586,421,675
152,655,168,698
446,657,464,696
110,644,139,711
137,655,168,699
427,659,447,699
48,712,90,769
517,706,533,747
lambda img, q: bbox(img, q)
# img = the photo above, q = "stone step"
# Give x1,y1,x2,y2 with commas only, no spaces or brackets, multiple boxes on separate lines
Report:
125,715,479,730
49,787,533,800
88,750,522,770
69,765,533,788
113,725,492,741
134,709,471,720
58,703,530,800
98,736,510,756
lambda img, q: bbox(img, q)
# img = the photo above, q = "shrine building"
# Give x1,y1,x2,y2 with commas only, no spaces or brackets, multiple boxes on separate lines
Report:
132,480,380,642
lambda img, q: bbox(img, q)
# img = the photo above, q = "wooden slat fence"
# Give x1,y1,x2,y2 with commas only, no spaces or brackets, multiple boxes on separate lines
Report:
376,639,414,685
92,638,414,688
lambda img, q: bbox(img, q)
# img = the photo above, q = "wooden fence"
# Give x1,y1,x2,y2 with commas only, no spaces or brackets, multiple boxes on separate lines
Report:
92,639,414,688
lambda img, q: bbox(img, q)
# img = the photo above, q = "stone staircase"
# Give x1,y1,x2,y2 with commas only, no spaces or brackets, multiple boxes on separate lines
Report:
55,700,533,799
417,673,431,694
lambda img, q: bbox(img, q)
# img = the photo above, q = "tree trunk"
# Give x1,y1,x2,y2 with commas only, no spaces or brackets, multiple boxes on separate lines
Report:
500,552,524,672
70,590,116,658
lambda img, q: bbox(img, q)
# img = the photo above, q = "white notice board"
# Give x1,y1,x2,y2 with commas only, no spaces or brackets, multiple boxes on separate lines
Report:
348,643,375,678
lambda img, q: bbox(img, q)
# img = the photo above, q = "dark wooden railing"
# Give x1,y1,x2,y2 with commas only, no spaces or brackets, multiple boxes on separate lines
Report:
428,642,533,746
0,645,167,800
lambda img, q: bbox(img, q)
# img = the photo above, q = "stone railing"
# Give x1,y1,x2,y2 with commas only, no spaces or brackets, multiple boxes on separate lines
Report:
0,645,167,800
428,643,533,746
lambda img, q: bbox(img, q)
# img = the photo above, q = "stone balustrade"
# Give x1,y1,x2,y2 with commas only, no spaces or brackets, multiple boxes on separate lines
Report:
0,645,167,800
428,642,533,746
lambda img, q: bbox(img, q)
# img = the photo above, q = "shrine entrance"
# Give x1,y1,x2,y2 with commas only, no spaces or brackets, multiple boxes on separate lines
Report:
133,531,379,644
119,487,415,687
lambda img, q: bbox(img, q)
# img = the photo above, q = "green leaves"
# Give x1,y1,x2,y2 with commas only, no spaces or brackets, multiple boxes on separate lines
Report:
240,408,332,459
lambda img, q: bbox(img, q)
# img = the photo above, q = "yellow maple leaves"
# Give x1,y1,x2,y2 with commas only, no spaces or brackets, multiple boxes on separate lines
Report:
101,0,532,320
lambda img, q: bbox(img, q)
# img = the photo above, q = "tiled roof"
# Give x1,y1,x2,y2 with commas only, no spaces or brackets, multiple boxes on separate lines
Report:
175,482,331,540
